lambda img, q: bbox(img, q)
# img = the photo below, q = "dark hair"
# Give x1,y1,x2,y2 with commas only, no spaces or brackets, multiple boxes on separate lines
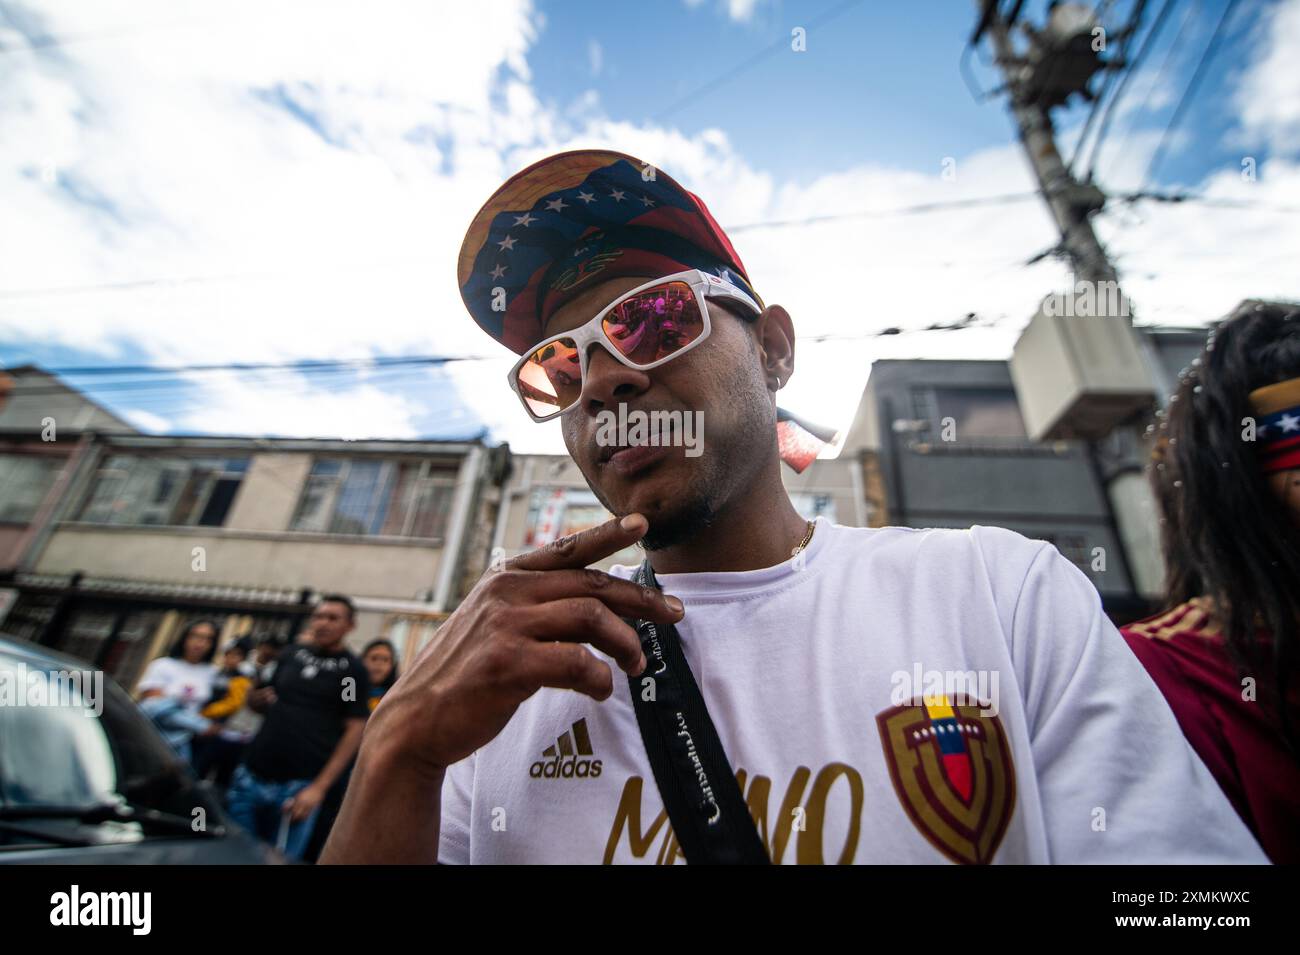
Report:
317,594,356,621
225,636,254,657
361,638,400,689
169,618,220,663
1153,298,1300,748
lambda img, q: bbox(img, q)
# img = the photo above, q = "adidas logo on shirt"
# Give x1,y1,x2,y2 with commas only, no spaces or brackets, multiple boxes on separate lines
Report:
529,718,603,779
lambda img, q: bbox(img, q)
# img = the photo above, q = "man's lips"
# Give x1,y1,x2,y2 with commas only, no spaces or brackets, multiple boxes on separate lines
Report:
603,443,671,477
593,413,683,464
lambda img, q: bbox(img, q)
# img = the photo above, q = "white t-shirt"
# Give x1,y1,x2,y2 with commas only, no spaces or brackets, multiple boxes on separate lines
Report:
136,657,216,708
438,519,1266,864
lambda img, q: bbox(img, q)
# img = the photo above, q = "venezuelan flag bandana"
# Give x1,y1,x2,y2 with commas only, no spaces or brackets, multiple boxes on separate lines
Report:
1249,376,1300,474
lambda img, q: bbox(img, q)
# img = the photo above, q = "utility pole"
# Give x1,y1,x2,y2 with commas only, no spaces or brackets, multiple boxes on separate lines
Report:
973,1,1167,604
985,12,1118,288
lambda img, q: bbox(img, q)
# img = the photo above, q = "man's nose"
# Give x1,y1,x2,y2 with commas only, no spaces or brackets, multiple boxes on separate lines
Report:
578,342,650,416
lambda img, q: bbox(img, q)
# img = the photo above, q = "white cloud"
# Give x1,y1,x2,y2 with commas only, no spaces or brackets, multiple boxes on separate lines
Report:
1234,0,1300,147
725,0,765,22
1,0,1297,459
122,408,169,433
680,0,768,23
170,370,425,439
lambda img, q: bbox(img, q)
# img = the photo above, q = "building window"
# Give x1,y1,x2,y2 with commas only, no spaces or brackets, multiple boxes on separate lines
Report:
290,458,457,539
930,387,1027,439
78,455,248,527
0,454,65,523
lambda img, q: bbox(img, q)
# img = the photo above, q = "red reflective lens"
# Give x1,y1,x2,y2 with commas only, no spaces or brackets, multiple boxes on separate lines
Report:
514,281,707,418
601,281,704,366
516,337,581,418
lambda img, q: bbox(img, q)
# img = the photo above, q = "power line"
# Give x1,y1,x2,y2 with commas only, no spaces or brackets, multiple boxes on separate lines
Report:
651,0,864,123
1140,0,1242,189
1082,0,1181,179
726,192,1041,232
1121,191,1300,214
0,193,1053,302
1119,0,1201,143
14,354,492,377
51,364,486,415
7,318,1026,398
726,188,1295,233
0,356,496,398
0,257,427,300
1068,0,1151,176
4,184,1289,304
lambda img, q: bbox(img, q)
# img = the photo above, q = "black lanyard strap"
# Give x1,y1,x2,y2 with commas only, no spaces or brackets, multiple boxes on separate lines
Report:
625,558,770,864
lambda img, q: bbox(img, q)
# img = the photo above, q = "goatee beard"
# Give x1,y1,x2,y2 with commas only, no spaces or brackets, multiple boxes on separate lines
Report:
640,495,719,551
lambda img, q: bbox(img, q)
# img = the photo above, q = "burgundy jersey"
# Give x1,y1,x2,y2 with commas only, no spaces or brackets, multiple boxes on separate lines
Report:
1123,598,1300,863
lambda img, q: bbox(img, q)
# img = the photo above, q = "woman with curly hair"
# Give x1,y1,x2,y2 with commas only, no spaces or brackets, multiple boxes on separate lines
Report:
1122,299,1300,863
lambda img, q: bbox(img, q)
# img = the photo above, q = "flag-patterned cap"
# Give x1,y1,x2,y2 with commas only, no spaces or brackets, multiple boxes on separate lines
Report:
1249,375,1300,474
457,149,836,472
457,149,763,355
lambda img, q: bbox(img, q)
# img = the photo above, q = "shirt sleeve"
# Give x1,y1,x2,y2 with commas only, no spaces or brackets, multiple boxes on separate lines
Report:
437,752,475,864
134,658,173,695
1001,538,1266,863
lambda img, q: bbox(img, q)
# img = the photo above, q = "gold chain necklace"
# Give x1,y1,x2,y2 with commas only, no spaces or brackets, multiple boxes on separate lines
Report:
792,519,816,556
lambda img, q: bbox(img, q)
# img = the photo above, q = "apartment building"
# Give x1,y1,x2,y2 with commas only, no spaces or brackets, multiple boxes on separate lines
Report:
2,427,507,690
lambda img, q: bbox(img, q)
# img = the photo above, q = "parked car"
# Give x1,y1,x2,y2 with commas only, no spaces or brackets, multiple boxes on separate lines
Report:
0,634,280,863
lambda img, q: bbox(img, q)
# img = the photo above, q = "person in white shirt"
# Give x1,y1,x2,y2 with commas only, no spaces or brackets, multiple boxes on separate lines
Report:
321,149,1266,865
136,618,220,762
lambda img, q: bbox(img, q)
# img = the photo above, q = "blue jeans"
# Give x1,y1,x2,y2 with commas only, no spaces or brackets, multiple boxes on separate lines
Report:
226,764,321,862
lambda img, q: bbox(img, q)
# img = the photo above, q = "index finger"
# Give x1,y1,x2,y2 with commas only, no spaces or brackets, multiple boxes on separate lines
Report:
508,513,647,572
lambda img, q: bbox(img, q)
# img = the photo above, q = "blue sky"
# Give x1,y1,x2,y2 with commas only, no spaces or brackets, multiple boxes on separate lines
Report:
1,0,1297,451
529,0,1268,187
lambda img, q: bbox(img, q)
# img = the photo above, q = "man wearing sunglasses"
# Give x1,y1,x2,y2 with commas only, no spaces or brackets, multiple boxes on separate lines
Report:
323,150,1264,865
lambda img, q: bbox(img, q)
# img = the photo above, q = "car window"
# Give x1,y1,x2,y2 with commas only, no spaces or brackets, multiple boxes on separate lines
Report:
0,648,215,823
0,662,116,806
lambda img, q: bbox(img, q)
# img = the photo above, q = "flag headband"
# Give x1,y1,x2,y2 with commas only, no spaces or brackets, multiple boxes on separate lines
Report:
1250,376,1300,474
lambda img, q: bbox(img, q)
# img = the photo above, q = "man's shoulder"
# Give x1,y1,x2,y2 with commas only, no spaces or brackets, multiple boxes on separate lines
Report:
824,521,1053,576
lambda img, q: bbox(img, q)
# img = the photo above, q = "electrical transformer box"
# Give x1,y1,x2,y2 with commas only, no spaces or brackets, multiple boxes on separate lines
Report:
1010,294,1157,441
